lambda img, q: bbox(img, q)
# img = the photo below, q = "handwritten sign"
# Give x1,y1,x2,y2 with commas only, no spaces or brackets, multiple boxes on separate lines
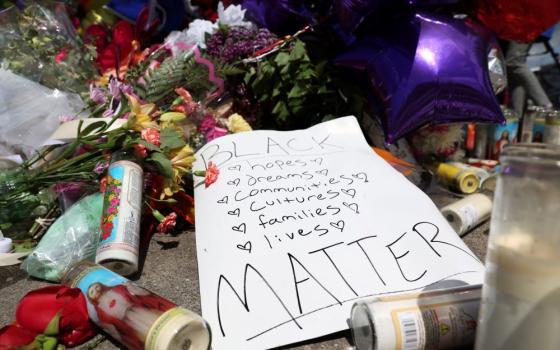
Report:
193,117,483,349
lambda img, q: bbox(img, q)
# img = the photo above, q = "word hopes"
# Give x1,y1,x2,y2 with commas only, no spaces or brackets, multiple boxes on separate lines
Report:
193,117,483,350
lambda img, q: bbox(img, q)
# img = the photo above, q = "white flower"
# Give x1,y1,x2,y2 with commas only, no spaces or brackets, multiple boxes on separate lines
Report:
217,2,253,28
186,19,218,49
165,19,217,52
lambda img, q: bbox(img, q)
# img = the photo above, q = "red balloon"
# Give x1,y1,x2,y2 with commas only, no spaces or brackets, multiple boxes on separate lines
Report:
472,0,560,43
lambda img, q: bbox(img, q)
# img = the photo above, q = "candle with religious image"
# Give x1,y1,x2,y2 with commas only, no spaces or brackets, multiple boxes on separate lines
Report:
63,261,211,350
475,144,560,350
96,158,143,276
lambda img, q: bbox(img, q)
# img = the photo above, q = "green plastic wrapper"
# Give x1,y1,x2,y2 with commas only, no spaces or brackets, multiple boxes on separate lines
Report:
21,193,103,281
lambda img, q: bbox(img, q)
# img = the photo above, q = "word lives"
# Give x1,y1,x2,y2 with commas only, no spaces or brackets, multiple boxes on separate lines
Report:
216,156,369,254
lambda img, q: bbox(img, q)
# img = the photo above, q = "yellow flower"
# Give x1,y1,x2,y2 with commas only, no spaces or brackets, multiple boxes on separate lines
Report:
123,95,158,132
170,145,196,171
227,113,252,133
161,145,196,198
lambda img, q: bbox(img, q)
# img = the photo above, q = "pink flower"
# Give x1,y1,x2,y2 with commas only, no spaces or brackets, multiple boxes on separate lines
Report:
200,115,228,141
55,48,68,63
206,127,228,141
141,128,161,146
205,161,220,187
199,114,217,133
157,212,177,233
134,143,148,158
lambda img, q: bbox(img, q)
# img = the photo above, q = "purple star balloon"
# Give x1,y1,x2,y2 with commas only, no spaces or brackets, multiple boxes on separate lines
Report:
237,0,319,35
335,12,504,143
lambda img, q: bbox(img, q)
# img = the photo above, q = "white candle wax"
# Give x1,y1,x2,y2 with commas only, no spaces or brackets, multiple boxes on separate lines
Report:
0,237,13,253
475,232,560,350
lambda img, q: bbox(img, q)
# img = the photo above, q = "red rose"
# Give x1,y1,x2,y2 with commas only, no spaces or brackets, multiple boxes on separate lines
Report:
15,286,96,346
0,325,36,349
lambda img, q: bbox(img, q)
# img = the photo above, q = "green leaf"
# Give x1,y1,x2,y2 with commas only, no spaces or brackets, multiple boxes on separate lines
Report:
289,40,306,62
44,312,60,336
137,139,162,152
149,152,173,178
274,52,290,66
272,100,290,121
160,128,186,151
287,84,306,99
80,121,108,137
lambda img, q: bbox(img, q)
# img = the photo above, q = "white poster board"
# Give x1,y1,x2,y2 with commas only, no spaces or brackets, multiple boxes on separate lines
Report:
193,116,483,350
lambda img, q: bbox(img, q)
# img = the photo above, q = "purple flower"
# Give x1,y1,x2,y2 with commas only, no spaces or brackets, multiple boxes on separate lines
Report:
108,77,135,101
108,77,121,100
89,84,107,104
102,108,115,118
93,160,109,175
120,84,134,96
206,26,277,63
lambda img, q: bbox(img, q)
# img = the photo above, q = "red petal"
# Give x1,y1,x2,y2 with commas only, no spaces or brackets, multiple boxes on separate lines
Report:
112,20,135,48
15,286,65,333
0,325,37,349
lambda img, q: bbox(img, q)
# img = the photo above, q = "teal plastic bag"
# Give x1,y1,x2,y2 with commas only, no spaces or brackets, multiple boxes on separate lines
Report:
21,193,103,282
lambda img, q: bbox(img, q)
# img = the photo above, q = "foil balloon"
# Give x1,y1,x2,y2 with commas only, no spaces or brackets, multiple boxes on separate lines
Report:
335,12,504,143
487,45,507,94
237,0,319,35
464,16,507,95
333,0,387,34
471,0,560,43
407,0,461,6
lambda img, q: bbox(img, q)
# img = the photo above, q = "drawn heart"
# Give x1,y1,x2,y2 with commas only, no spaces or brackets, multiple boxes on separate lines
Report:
316,169,328,176
236,241,252,253
330,220,345,232
232,223,246,234
343,202,360,214
310,157,323,166
227,178,240,186
352,172,369,182
228,165,242,171
217,196,229,204
228,208,240,217
341,188,356,198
